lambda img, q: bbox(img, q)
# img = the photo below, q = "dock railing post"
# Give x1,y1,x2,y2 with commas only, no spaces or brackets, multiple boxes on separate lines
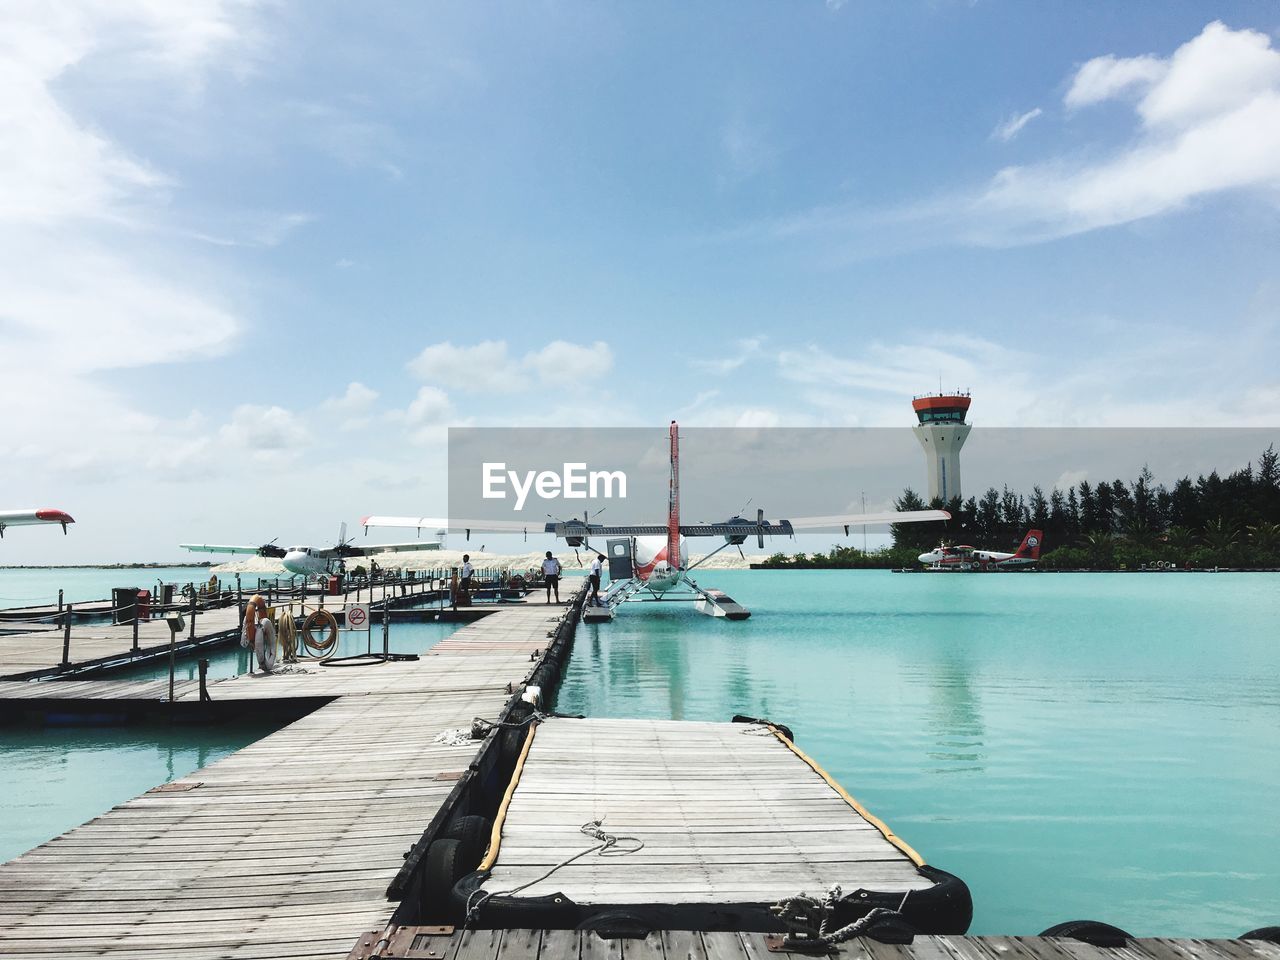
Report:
132,614,139,653
61,605,72,668
57,589,63,615
168,621,178,705
198,658,210,703
189,595,197,642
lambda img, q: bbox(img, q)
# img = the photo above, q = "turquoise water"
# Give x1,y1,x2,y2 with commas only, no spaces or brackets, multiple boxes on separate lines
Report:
0,566,273,608
0,619,460,864
557,570,1280,938
0,724,264,863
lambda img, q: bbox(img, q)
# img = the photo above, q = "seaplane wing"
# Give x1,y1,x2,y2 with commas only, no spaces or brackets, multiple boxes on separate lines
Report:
785,509,951,530
546,509,949,540
360,515,532,535
0,509,75,536
345,541,443,556
180,543,282,556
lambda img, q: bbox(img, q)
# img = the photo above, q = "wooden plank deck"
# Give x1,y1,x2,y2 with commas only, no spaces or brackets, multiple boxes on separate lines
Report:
0,604,574,960
0,581,548,681
478,718,934,906
352,929,1280,960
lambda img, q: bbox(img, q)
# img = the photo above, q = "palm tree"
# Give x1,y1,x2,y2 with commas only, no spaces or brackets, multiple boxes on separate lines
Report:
1247,521,1280,555
1200,518,1239,560
1164,526,1196,555
1122,517,1158,549
1081,532,1115,567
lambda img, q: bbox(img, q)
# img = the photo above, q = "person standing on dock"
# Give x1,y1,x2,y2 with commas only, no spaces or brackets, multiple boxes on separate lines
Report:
589,553,604,605
542,551,561,603
459,554,474,607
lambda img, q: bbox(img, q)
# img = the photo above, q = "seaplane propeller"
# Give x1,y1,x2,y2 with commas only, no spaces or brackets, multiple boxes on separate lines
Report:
256,538,287,559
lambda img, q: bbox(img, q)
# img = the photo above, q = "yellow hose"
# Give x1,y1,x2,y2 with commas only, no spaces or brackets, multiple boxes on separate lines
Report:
478,723,537,872
767,724,926,867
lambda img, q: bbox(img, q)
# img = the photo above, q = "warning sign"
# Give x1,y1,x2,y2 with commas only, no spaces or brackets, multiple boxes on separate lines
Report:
346,604,370,631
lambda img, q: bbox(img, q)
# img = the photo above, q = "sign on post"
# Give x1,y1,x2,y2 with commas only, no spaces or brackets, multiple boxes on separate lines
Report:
345,604,370,632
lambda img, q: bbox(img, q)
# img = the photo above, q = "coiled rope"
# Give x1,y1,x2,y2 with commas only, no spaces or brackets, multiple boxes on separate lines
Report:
464,818,644,927
770,885,910,948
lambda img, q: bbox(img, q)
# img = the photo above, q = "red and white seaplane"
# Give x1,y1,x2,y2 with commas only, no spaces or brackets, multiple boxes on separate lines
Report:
363,422,949,621
0,509,75,537
918,530,1043,571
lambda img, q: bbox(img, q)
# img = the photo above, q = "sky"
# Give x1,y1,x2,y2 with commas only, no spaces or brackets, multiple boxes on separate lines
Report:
2,1,1279,562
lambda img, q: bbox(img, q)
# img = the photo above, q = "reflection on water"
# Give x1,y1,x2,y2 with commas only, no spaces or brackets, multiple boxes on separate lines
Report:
556,570,1280,938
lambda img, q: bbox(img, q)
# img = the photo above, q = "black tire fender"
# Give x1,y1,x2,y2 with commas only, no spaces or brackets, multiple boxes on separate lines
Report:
1040,921,1133,947
424,838,468,910
442,815,493,869
1241,928,1280,945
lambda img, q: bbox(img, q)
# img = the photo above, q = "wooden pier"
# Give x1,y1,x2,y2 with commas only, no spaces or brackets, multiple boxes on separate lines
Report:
347,929,1280,960
0,601,574,960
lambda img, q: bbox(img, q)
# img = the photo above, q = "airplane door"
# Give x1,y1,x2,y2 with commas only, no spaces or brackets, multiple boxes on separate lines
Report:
606,538,634,580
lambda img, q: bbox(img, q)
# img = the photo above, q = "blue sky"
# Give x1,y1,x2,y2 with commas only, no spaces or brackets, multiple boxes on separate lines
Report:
2,1,1279,561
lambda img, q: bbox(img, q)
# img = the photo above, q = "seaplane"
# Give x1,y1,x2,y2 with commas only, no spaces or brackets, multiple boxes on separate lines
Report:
362,421,950,621
918,530,1043,571
0,509,75,537
180,523,440,579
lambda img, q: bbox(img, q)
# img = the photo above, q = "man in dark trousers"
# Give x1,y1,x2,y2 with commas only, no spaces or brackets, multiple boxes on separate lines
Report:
589,553,605,605
541,551,561,603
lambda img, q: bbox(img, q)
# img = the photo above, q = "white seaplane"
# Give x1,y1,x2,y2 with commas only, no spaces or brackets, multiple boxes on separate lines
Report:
0,509,75,537
180,523,440,579
362,421,949,621
918,529,1043,571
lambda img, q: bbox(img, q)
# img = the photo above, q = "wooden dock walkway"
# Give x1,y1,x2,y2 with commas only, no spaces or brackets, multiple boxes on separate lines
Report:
461,717,967,934
347,929,1280,960
0,603,575,960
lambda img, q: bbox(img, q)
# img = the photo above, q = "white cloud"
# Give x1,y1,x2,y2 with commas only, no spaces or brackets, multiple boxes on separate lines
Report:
408,339,614,392
1065,55,1167,109
220,404,310,455
991,107,1042,142
394,386,458,445
0,1,262,477
692,336,765,374
975,21,1280,241
322,382,379,430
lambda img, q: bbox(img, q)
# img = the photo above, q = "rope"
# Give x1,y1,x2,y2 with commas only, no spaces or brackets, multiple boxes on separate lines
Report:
770,885,911,947
464,818,643,927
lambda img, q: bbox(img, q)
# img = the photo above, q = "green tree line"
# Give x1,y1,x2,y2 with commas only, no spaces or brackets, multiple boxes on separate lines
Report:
890,444,1280,569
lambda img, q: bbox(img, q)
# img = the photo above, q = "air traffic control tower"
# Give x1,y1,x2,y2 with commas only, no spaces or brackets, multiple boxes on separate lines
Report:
912,391,972,504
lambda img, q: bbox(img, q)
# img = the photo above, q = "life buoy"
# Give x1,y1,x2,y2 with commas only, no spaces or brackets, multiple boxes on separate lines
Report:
302,609,339,657
257,618,277,670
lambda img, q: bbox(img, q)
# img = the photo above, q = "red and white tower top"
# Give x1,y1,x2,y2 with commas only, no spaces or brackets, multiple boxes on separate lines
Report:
911,391,971,425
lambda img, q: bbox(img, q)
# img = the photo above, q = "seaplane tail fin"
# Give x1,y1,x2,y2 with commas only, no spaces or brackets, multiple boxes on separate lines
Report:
1015,529,1043,560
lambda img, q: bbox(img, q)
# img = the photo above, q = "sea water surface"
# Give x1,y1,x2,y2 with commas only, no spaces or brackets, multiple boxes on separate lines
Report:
0,566,270,608
557,570,1280,938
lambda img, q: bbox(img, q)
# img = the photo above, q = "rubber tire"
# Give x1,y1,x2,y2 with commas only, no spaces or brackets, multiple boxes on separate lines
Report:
424,839,467,918
1241,928,1280,944
442,815,492,869
1040,921,1133,947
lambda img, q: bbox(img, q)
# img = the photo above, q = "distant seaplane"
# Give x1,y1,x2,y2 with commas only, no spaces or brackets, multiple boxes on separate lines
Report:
918,530,1043,571
180,523,440,579
363,421,950,620
0,509,75,537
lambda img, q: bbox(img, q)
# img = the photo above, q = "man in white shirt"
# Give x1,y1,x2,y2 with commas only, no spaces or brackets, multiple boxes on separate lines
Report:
588,553,604,605
541,551,561,603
